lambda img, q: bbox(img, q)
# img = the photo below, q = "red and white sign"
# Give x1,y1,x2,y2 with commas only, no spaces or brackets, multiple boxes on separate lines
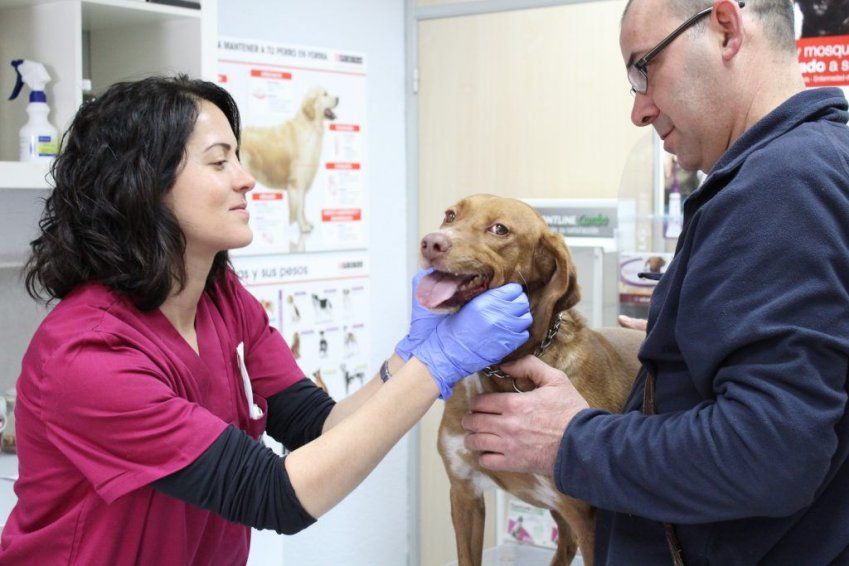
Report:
250,69,292,80
252,192,284,201
322,208,362,222
326,162,361,170
797,35,849,88
330,124,360,132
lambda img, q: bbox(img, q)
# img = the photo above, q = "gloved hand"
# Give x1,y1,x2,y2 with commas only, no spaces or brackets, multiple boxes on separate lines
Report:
395,268,449,361
412,283,531,399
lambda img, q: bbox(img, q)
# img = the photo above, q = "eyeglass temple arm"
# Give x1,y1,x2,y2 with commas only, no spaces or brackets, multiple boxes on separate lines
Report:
636,0,746,72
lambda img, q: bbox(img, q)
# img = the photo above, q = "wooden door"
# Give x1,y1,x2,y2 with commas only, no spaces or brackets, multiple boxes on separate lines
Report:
416,2,642,564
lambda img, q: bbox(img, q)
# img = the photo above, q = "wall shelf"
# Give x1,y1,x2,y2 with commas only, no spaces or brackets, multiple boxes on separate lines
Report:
0,254,26,270
0,162,51,190
82,0,201,31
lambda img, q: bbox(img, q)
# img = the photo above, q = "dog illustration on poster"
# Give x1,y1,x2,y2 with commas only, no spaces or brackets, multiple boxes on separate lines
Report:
343,327,359,358
340,363,365,394
318,330,328,358
241,87,340,235
312,293,333,323
286,294,301,324
289,332,301,359
311,369,329,395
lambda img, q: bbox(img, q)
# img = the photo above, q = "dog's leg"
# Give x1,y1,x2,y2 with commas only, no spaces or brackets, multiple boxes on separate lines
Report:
289,183,313,233
549,509,579,565
554,500,596,566
288,184,313,233
449,478,486,566
288,187,298,224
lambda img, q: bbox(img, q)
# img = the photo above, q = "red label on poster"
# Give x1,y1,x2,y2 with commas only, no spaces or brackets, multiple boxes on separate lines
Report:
250,69,292,80
330,124,360,132
253,192,284,201
322,208,362,222
797,35,849,87
325,162,361,170
218,74,228,83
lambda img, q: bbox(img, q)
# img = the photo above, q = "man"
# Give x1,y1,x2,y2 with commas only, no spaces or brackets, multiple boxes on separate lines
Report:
462,0,849,563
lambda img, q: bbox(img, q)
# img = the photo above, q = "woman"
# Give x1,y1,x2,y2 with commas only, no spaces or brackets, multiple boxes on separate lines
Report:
0,76,531,564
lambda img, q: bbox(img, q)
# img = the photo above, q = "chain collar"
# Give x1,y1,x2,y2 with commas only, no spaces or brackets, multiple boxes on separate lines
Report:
481,312,565,393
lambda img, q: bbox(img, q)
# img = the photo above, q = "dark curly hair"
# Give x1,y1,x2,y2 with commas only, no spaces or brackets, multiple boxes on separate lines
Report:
25,75,242,311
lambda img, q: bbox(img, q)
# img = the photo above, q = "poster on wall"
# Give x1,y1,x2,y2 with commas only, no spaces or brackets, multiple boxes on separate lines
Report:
794,0,849,87
618,251,672,309
218,37,368,254
232,251,370,400
505,499,558,549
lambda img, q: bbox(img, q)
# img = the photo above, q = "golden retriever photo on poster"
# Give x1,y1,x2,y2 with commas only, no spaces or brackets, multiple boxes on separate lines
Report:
241,87,340,234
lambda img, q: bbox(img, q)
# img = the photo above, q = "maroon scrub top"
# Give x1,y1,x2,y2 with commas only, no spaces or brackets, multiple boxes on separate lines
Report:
0,270,303,565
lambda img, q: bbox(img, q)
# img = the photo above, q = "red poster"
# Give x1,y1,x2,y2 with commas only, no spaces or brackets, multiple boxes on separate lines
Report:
795,0,849,87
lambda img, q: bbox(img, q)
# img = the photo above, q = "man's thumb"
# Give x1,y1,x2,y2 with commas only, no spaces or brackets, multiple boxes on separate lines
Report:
500,355,562,387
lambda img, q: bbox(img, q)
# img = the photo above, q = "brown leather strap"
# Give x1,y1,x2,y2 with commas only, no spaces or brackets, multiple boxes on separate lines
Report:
642,369,686,566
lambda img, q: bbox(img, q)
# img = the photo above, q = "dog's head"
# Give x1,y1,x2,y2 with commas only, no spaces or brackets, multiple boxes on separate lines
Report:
301,86,339,121
644,255,667,273
417,194,580,357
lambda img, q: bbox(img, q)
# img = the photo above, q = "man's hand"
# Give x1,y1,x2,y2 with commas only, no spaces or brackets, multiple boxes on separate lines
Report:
617,314,647,332
461,356,589,475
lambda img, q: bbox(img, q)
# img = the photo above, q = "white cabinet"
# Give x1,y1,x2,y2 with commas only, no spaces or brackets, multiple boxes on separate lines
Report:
0,0,218,180
0,454,17,530
0,0,218,531
0,0,217,389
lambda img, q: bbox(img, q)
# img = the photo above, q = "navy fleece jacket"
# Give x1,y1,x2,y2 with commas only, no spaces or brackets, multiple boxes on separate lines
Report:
556,88,849,564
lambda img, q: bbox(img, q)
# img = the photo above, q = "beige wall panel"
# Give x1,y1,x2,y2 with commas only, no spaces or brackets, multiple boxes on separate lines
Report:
418,0,642,235
417,3,642,565
418,0,488,6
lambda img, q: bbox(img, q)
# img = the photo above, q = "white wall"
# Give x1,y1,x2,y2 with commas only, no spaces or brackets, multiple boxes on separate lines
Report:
217,1,412,565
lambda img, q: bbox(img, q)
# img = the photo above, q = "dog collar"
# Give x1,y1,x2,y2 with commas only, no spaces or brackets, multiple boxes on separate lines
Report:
481,312,566,393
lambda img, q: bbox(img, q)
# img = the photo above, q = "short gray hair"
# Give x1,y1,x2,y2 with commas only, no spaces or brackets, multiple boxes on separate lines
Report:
622,0,796,54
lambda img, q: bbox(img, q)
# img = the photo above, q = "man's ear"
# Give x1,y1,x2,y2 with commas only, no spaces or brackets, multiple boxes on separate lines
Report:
712,0,744,60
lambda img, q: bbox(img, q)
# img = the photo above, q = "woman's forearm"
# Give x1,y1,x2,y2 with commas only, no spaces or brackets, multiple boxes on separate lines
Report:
321,353,406,431
285,357,438,518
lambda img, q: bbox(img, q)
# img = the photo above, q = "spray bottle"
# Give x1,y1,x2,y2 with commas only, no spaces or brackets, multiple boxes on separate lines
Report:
8,59,59,162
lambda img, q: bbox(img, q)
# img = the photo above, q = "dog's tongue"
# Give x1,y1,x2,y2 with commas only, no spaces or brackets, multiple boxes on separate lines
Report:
417,271,465,309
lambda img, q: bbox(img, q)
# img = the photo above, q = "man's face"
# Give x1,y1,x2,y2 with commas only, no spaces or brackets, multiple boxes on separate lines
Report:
620,0,728,172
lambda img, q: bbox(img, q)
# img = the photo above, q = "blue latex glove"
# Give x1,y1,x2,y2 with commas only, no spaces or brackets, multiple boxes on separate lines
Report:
395,268,449,361
412,283,531,399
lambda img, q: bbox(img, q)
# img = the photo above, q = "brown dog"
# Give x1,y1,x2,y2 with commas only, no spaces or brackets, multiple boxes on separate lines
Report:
241,87,339,234
419,194,643,565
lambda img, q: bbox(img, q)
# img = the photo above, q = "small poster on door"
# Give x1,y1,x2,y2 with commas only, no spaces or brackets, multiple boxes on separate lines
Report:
505,499,558,549
794,0,849,87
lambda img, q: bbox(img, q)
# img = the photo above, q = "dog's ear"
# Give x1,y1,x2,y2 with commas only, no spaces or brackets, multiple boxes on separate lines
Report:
302,95,317,121
528,231,580,346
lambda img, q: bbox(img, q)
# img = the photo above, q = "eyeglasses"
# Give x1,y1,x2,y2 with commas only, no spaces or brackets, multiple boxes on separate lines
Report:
627,1,745,95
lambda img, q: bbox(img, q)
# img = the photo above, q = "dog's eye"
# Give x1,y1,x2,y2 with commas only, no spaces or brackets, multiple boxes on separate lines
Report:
444,210,456,223
489,223,509,236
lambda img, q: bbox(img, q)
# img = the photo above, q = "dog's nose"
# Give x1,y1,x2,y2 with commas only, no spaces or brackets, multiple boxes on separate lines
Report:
421,232,452,260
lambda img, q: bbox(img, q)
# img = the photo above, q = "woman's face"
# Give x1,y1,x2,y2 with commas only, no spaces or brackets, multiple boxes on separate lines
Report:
165,100,256,262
